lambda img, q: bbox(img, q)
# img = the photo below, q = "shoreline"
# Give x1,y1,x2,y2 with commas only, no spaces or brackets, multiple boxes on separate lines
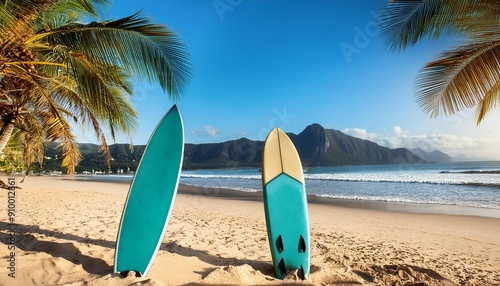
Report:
69,175,500,219
178,183,500,219
1,175,499,285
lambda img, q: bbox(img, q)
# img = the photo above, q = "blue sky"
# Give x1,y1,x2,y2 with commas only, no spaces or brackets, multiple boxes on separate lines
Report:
74,0,500,159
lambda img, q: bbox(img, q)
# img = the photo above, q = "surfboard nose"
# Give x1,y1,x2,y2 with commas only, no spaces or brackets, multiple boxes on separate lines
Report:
262,128,304,185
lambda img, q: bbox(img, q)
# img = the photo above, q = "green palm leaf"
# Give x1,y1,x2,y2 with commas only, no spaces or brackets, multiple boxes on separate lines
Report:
378,0,500,51
379,0,467,51
28,12,192,98
40,66,137,171
31,0,111,32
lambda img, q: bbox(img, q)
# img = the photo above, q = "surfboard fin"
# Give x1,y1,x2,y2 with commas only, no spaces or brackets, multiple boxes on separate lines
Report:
277,258,286,278
297,264,305,280
276,235,284,253
298,235,306,253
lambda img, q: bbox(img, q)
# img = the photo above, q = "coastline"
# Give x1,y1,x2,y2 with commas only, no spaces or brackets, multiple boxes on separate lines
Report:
1,175,498,285
74,174,500,219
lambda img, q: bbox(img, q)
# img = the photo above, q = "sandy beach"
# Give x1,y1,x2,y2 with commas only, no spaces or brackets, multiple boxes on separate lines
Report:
0,175,499,285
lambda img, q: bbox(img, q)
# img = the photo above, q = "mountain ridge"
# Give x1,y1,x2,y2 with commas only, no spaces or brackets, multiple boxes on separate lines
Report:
411,148,452,163
41,124,427,173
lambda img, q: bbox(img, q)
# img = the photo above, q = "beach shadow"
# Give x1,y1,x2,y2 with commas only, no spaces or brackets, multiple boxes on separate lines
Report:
161,241,275,277
1,221,113,275
1,221,115,249
2,221,275,280
16,232,111,275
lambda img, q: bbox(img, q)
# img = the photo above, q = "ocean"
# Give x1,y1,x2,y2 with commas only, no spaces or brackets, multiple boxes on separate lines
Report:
81,161,500,218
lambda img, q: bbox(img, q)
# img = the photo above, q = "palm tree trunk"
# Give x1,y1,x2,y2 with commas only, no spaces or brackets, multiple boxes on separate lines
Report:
0,114,16,154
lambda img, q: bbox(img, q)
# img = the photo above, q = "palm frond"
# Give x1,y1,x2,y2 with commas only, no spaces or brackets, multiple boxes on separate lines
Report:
65,52,138,135
461,0,500,35
19,115,44,169
34,12,80,33
99,133,111,172
0,5,17,36
24,74,65,120
27,12,192,98
37,61,136,168
379,0,473,51
30,107,81,174
32,0,112,32
4,61,65,69
415,40,500,124
14,75,83,174
0,0,58,38
43,0,103,18
59,132,81,175
475,81,500,123
50,78,115,170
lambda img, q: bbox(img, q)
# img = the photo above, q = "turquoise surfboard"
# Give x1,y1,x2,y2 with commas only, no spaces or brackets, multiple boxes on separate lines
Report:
262,128,310,280
114,105,184,277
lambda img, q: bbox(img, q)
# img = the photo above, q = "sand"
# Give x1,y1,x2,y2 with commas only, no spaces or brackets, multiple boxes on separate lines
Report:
0,175,499,285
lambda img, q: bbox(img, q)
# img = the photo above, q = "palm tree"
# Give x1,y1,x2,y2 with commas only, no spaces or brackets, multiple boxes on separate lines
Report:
379,0,500,124
0,0,192,174
0,128,24,174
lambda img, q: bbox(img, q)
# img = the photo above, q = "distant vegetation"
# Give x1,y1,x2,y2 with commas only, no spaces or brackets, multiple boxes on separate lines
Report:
24,124,430,174
36,143,144,174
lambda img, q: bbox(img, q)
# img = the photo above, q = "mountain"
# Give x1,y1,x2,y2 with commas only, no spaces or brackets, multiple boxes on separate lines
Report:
40,124,426,173
292,124,424,166
184,138,264,169
453,154,469,162
411,148,452,163
182,123,425,169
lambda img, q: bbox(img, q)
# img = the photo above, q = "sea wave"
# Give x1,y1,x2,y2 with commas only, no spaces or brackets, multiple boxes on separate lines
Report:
304,173,500,187
181,183,259,193
179,181,500,210
181,174,261,180
440,170,500,174
310,193,500,210
180,172,500,187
